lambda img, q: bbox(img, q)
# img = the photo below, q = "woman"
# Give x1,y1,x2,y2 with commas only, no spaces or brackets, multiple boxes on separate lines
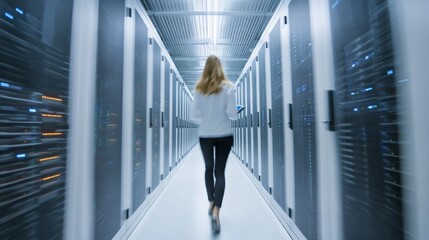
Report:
190,55,237,234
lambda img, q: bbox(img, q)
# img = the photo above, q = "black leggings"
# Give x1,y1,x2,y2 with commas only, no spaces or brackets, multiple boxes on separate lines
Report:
199,135,233,208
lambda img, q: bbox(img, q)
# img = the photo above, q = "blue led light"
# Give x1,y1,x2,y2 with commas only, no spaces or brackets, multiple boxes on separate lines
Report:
17,154,26,158
365,87,373,92
352,64,356,68
29,108,37,113
351,92,356,96
368,105,378,109
354,108,358,112
15,8,24,15
5,12,14,20
365,56,369,60
1,82,10,87
387,70,394,75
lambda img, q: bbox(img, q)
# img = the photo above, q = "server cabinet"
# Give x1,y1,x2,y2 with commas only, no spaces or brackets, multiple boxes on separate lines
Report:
0,1,73,238
269,21,286,211
162,60,171,178
94,0,124,238
241,78,247,166
151,40,161,190
172,74,178,166
235,82,239,158
179,84,183,161
289,0,318,239
246,70,252,171
258,46,270,190
251,60,259,179
239,79,245,163
183,94,186,155
132,14,148,213
185,94,189,153
176,81,180,164
236,82,240,160
177,83,182,161
233,83,239,158
330,1,404,239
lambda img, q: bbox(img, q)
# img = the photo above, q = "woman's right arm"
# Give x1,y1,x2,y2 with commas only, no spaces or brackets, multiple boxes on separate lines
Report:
226,87,238,120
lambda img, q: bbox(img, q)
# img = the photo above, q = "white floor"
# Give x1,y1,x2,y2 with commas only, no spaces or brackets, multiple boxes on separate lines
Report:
128,146,292,240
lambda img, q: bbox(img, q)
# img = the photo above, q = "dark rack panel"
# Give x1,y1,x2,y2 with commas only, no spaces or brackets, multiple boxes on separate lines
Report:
269,20,286,210
240,79,245,165
94,0,125,238
243,77,248,167
258,47,269,191
172,74,177,166
236,80,242,162
151,40,161,190
330,0,404,239
163,60,171,178
289,0,318,238
0,0,72,239
132,13,148,213
251,59,259,179
177,83,182,162
246,69,252,171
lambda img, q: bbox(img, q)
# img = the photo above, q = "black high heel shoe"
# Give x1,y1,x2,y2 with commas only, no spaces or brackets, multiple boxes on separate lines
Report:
211,215,221,234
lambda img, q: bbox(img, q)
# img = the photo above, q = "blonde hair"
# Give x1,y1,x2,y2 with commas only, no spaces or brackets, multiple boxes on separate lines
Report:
195,55,232,95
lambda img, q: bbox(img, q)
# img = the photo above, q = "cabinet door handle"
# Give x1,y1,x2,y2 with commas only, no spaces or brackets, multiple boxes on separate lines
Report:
288,103,293,130
324,90,336,131
161,111,164,128
149,108,153,128
268,108,272,128
258,111,260,128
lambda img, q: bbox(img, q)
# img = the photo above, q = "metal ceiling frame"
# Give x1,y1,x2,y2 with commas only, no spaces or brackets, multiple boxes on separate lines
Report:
141,0,283,89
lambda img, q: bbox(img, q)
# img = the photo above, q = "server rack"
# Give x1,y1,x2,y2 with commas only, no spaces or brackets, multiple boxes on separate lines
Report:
94,0,125,238
151,40,161,190
289,0,318,239
240,79,245,164
185,93,190,154
246,70,253,171
178,82,183,161
162,59,171,179
269,21,287,211
184,92,188,155
172,73,178,167
132,13,148,213
251,60,259,179
258,46,270,190
234,82,237,158
233,82,239,159
232,91,236,155
0,2,73,237
177,82,181,162
176,81,180,164
242,78,247,166
330,0,404,239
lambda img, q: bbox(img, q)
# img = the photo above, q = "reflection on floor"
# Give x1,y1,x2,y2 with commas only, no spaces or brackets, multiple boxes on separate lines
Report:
128,146,292,240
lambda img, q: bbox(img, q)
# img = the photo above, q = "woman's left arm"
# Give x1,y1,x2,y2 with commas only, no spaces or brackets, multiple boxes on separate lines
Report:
226,87,238,120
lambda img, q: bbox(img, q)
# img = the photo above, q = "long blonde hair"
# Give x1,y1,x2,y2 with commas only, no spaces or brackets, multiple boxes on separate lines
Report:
195,55,232,95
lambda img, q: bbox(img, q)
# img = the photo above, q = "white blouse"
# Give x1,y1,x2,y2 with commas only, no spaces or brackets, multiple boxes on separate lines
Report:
190,84,237,138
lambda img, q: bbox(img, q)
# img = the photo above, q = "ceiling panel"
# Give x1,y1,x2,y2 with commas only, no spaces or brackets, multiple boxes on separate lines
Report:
141,0,282,90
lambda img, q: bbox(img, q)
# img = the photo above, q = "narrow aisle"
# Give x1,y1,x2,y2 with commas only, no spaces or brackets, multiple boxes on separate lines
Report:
128,146,292,240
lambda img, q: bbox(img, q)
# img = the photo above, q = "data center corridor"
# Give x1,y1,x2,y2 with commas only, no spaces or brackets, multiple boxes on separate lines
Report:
1,0,428,240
